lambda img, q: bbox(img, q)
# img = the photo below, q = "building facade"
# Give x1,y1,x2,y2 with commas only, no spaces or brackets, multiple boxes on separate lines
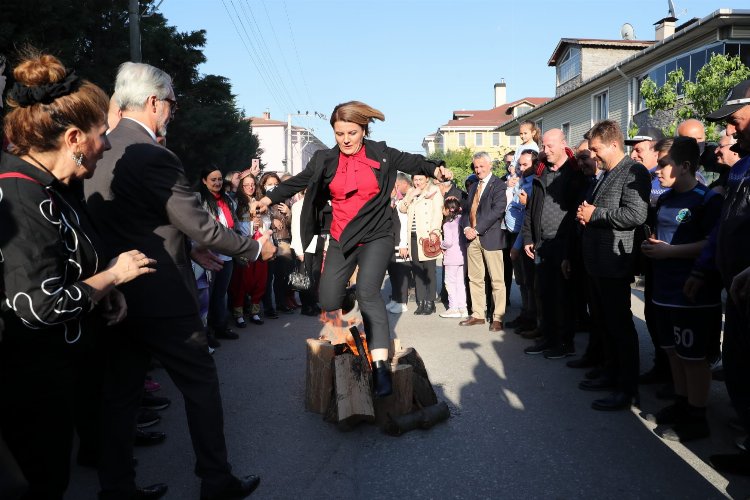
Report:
247,111,328,175
499,9,750,144
422,81,550,159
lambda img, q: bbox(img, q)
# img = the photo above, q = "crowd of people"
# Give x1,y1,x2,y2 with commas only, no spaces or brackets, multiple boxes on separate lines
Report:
1,47,750,500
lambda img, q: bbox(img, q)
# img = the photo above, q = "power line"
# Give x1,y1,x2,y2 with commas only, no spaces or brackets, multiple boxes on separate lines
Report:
220,0,286,113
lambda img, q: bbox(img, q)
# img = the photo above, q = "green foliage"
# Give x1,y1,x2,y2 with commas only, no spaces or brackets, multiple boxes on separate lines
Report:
0,0,259,181
639,53,750,142
428,148,476,187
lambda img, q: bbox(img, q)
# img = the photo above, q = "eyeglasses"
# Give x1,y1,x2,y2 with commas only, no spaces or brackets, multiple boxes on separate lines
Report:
160,97,178,118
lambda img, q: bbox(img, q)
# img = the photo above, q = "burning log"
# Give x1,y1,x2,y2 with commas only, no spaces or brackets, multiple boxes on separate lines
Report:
326,352,374,428
305,339,335,414
374,364,413,427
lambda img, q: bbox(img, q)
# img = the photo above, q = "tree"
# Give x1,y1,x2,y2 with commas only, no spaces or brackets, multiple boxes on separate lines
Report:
0,0,259,180
640,52,750,141
428,148,476,188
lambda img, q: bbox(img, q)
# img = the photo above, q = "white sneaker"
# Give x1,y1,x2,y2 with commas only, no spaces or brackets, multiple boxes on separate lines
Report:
387,302,408,313
440,309,463,318
386,300,397,310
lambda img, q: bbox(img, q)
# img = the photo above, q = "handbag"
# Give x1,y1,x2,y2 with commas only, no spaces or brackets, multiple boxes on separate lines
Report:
288,261,312,291
420,232,442,259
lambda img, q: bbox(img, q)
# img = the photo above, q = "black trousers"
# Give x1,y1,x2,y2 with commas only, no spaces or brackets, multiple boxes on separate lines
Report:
98,315,234,499
388,259,411,304
410,233,436,303
724,297,750,438
0,323,75,500
320,236,392,350
300,237,324,308
587,274,640,395
536,238,574,347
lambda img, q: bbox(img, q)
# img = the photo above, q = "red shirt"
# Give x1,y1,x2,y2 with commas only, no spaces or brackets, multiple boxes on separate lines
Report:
329,145,380,241
213,192,235,230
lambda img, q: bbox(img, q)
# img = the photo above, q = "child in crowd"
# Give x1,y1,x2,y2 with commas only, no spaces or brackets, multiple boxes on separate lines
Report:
439,198,467,318
641,137,723,442
512,120,540,166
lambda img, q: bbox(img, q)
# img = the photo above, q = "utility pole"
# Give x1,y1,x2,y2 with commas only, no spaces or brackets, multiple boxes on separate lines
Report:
287,114,293,174
129,0,142,62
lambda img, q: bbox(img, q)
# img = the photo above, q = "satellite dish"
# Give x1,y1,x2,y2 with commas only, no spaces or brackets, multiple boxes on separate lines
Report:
621,23,636,40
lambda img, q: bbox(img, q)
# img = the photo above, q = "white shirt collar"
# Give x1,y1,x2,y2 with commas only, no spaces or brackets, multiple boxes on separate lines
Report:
122,117,158,142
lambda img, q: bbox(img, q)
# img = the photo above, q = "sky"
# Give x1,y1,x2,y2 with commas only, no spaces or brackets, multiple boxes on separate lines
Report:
160,0,733,154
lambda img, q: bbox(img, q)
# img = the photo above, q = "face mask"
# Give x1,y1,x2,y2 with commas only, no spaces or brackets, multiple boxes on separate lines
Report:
265,185,277,193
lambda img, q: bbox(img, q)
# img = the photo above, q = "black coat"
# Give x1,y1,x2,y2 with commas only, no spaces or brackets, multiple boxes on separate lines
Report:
268,139,440,254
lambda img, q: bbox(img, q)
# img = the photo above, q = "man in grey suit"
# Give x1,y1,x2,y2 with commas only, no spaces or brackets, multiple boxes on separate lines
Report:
576,119,650,411
85,62,274,500
459,152,507,332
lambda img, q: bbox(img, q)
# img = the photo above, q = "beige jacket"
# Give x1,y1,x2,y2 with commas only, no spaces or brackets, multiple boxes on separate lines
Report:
399,183,444,261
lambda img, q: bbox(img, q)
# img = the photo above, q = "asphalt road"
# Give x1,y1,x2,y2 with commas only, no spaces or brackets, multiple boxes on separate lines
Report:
67,281,750,499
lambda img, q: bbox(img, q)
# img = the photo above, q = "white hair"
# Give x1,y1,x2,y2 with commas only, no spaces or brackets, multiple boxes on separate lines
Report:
472,151,492,163
114,62,173,111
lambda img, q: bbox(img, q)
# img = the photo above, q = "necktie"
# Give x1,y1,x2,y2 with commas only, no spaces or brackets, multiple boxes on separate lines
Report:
470,180,484,228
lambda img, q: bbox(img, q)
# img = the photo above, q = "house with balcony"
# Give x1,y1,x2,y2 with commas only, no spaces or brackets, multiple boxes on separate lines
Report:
422,81,550,159
247,111,328,175
498,9,750,145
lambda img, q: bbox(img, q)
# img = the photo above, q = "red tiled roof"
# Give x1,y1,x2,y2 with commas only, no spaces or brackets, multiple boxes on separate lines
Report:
442,97,551,128
247,116,287,126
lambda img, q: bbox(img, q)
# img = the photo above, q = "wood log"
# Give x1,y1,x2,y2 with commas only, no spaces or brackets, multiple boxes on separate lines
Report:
393,347,438,409
374,364,413,427
331,352,374,427
305,339,335,414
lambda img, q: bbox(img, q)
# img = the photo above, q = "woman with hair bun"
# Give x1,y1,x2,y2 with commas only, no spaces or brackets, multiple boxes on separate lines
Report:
258,100,452,398
0,51,155,498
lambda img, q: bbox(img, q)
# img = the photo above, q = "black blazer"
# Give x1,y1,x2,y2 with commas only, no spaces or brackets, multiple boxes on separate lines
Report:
84,119,259,318
268,139,440,255
462,174,507,251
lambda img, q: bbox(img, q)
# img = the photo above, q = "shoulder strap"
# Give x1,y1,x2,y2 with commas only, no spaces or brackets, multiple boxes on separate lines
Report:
0,172,43,185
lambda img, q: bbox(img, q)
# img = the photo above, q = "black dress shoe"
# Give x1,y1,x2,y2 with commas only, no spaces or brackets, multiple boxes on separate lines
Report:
414,301,426,315
423,301,436,315
578,377,616,392
135,483,168,499
591,391,639,411
134,428,167,447
201,475,261,500
372,360,393,398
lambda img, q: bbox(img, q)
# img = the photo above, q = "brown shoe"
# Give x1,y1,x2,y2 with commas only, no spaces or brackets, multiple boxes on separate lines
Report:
489,321,504,332
459,316,486,326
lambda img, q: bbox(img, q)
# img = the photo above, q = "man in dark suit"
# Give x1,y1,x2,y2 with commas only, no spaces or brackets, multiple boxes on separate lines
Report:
459,152,507,332
85,62,274,500
577,119,650,411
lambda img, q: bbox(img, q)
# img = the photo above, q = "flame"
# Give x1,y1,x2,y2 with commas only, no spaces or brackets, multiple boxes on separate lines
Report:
318,309,372,365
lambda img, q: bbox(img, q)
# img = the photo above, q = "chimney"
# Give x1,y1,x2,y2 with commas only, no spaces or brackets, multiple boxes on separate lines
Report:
494,79,507,108
654,17,677,41
262,109,271,120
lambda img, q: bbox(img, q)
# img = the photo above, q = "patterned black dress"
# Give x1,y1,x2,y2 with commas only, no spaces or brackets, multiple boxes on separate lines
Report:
0,152,105,498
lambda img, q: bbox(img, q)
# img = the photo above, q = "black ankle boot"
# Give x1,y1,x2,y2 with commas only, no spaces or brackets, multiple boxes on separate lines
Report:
424,301,436,315
414,300,426,315
372,360,393,398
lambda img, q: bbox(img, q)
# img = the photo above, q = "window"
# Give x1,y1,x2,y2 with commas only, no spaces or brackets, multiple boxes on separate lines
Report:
561,122,570,144
475,132,483,146
492,133,500,147
557,47,581,85
458,133,466,147
509,135,517,146
592,90,608,122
